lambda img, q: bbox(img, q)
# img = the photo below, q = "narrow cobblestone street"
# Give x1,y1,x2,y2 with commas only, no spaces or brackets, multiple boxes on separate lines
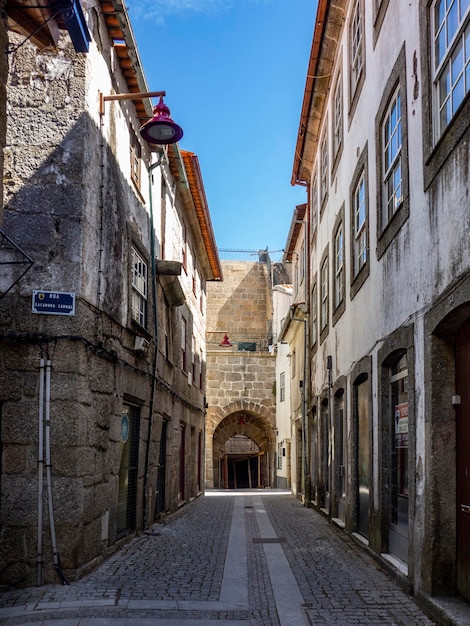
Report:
0,491,468,625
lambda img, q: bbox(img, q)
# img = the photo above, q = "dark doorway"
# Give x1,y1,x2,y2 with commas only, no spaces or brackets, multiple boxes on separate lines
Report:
456,317,470,601
155,419,168,519
179,423,186,502
389,353,409,563
117,404,140,537
356,378,370,538
227,456,259,488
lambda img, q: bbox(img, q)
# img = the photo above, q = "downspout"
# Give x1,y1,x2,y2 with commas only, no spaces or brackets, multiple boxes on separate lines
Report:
44,358,69,585
142,149,166,529
37,358,45,586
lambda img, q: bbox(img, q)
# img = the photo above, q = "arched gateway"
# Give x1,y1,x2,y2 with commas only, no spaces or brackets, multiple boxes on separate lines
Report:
206,401,276,489
205,254,276,489
205,258,277,490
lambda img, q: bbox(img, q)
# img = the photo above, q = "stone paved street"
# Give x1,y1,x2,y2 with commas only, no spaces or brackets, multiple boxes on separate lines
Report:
0,490,469,625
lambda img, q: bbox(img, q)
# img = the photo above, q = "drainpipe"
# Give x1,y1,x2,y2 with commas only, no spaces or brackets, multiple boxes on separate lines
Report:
44,359,69,585
37,358,45,586
142,150,166,529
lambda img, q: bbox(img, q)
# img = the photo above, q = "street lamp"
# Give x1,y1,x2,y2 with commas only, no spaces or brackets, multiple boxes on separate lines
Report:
99,91,183,145
139,96,184,145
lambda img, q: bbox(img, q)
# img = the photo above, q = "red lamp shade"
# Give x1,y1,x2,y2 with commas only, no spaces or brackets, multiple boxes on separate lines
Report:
219,333,232,347
139,96,184,145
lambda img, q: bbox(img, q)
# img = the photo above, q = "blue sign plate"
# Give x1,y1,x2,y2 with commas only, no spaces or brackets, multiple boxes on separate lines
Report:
32,291,76,316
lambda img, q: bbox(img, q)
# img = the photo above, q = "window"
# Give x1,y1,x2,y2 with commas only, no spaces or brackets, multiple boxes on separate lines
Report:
164,307,172,361
280,372,286,402
332,72,343,164
320,131,329,208
199,278,205,313
191,335,196,385
182,317,187,373
333,207,346,325
375,47,409,257
382,89,402,230
131,247,147,327
130,132,141,189
311,175,318,238
294,255,299,297
311,280,318,347
277,443,283,469
182,224,187,273
292,349,296,378
320,255,329,333
334,224,344,309
354,172,367,275
199,349,203,390
373,0,391,46
432,0,470,138
192,252,197,296
350,0,364,99
300,242,305,288
350,144,369,297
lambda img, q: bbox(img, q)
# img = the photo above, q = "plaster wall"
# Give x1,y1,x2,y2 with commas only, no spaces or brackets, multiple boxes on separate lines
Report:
303,0,470,599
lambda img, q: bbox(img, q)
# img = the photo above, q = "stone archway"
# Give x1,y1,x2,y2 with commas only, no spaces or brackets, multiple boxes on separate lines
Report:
205,400,276,489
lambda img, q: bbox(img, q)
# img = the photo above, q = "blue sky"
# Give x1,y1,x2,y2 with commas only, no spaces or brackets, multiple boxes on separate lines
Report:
127,0,317,261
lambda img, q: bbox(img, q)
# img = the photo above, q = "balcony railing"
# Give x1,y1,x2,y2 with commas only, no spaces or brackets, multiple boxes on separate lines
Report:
217,249,264,261
206,331,275,353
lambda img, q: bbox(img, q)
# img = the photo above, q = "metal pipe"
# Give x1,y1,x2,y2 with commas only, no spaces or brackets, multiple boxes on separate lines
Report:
142,151,166,529
37,358,45,586
44,359,69,585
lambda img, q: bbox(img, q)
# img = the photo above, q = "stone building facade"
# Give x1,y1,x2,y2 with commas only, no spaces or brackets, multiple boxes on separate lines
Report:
205,259,276,489
292,0,470,607
0,1,221,586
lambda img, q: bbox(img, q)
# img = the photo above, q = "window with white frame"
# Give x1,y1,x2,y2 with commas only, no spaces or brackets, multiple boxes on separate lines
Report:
131,247,147,327
320,131,329,207
382,88,402,230
334,224,344,309
332,72,343,161
432,0,470,138
376,47,408,258
354,171,367,276
280,372,286,402
350,0,364,98
320,256,329,332
277,443,283,469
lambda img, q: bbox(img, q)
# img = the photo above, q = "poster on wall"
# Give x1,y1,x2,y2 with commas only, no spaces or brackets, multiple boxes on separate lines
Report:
394,402,409,448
